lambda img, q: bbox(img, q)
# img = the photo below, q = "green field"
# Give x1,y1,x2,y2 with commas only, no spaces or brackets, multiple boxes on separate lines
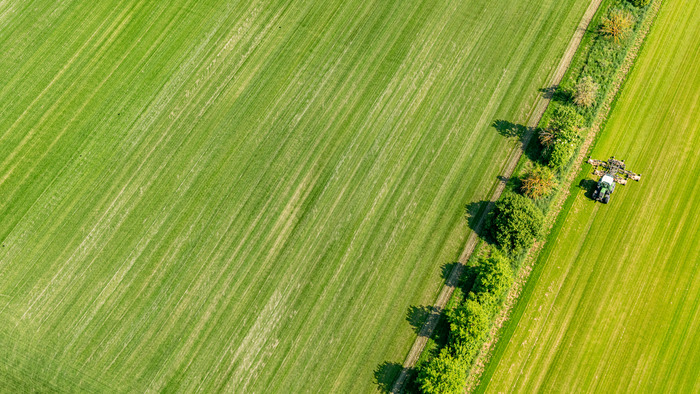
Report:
480,0,700,392
0,0,590,391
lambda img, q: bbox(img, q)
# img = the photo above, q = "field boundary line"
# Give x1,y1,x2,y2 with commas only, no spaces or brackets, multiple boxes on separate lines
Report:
390,0,604,391
465,0,665,392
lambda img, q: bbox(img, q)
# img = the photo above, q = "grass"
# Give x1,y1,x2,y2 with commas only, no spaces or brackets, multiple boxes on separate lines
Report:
0,0,590,391
478,0,700,391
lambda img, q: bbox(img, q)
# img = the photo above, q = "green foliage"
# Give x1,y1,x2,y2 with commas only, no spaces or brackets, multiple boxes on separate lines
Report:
417,348,467,394
573,76,599,107
472,253,514,311
447,298,489,359
489,193,544,253
551,0,649,124
521,165,556,199
629,0,650,8
546,141,576,170
548,105,583,136
543,105,582,169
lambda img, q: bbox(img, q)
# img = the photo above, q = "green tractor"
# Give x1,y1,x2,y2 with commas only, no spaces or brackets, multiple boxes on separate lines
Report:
587,156,641,204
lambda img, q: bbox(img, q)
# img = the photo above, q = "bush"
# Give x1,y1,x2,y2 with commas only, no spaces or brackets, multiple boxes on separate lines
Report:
573,76,599,107
417,348,467,394
600,9,633,44
447,298,489,359
538,128,555,147
629,0,650,7
543,105,582,169
521,165,556,199
546,141,576,170
471,253,514,312
488,193,544,253
548,105,583,135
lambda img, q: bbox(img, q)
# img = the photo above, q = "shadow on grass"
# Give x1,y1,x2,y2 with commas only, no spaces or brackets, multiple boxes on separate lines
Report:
578,178,598,200
406,305,439,335
374,361,405,393
492,119,527,140
464,200,489,237
492,119,543,164
539,84,573,104
539,85,557,99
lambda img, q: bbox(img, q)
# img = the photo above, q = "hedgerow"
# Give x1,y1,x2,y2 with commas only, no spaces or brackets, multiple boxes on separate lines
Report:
413,0,657,392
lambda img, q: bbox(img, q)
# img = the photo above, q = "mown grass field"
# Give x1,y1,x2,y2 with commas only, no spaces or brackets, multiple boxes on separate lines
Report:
479,0,700,391
0,0,590,391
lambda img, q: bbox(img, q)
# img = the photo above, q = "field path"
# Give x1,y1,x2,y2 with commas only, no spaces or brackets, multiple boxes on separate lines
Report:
391,0,604,391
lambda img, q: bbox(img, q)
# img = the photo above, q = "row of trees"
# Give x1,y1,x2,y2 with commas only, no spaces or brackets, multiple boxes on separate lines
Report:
417,253,513,394
409,1,652,393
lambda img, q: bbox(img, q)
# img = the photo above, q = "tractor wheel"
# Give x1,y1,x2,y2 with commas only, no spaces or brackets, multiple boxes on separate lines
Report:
603,194,610,204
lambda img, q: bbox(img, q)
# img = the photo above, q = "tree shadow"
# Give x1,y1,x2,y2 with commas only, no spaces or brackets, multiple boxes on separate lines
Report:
540,84,573,104
406,305,439,335
492,119,543,164
539,85,557,99
464,200,489,236
492,119,527,140
374,361,405,393
578,178,598,200
441,262,458,281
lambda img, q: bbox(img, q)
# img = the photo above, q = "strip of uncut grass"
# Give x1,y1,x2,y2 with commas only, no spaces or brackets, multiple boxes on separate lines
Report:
482,0,700,391
0,0,589,391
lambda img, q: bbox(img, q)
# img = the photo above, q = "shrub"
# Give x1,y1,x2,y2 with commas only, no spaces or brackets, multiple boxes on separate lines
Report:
447,298,489,359
471,253,514,312
417,348,467,394
629,0,650,7
521,165,556,199
546,141,576,170
548,105,583,135
488,193,544,253
538,128,555,147
573,76,599,107
600,10,633,44
543,105,582,169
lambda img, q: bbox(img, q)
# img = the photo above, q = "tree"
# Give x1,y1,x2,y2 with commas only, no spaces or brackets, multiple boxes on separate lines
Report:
472,253,514,311
417,348,467,394
521,165,556,199
629,0,650,7
447,298,489,359
548,105,583,135
543,105,583,169
573,76,599,107
538,128,555,147
600,10,633,44
488,193,544,253
546,141,576,169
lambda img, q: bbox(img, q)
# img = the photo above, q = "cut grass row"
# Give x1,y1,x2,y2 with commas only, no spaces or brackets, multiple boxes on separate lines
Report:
0,0,589,391
479,0,700,391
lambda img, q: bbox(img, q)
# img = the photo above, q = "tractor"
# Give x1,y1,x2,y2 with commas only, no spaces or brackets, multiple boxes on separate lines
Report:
586,156,641,204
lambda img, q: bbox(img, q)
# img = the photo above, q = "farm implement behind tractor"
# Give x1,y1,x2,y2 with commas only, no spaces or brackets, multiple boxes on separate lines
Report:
586,156,641,204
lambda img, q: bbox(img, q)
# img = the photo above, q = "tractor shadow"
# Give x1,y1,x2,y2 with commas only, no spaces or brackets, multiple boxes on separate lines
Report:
578,178,598,200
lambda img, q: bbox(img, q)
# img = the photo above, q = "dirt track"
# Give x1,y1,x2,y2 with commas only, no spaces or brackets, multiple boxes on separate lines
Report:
390,0,605,391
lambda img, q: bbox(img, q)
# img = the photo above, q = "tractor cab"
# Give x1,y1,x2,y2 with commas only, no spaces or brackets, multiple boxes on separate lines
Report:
592,174,615,203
